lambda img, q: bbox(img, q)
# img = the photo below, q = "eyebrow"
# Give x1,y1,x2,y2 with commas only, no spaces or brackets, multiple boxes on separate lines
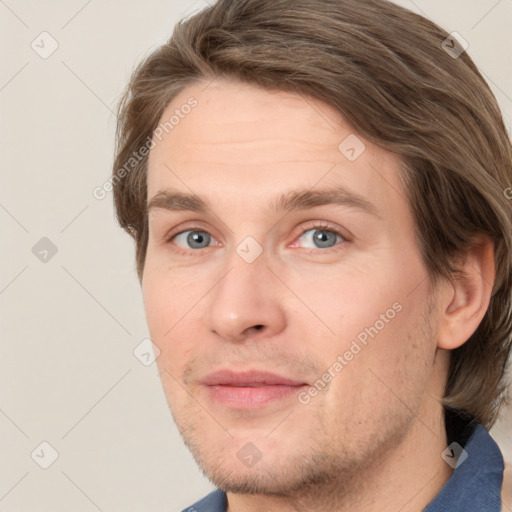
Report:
147,185,380,218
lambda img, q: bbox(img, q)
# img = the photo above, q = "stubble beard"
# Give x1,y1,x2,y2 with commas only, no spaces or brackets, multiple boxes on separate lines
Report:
170,394,418,506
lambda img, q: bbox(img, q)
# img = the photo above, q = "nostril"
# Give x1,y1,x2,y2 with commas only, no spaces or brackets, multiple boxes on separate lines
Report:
253,324,264,330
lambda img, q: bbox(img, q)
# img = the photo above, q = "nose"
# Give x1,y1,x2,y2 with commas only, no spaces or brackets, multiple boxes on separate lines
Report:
202,251,287,343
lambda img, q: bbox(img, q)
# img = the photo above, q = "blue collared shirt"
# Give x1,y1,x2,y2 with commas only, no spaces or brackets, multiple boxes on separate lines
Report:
181,423,504,512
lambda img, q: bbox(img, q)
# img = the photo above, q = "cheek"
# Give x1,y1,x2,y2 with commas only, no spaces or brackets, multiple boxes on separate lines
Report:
285,266,403,345
316,301,436,447
143,268,207,376
293,257,434,392
142,275,168,335
354,301,434,404
142,276,181,370
143,263,200,332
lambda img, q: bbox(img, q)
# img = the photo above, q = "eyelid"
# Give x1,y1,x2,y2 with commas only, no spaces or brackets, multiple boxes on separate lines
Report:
290,220,351,246
164,220,221,243
288,221,350,254
164,220,351,254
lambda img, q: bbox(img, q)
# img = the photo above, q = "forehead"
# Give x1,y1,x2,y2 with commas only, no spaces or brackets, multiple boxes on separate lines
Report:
147,79,405,213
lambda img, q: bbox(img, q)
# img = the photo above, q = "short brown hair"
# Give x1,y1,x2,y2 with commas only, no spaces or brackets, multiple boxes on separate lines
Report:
112,0,512,428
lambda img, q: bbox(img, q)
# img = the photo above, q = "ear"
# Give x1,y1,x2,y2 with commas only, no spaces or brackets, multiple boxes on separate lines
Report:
437,237,495,350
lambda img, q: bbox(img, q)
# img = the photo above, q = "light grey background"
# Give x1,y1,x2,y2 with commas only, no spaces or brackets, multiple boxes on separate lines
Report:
1,1,511,511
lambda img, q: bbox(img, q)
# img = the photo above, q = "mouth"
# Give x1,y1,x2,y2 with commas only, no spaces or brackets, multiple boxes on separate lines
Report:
200,370,309,409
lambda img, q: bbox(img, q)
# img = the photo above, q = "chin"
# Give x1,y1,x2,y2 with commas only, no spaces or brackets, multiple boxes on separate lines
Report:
182,428,358,498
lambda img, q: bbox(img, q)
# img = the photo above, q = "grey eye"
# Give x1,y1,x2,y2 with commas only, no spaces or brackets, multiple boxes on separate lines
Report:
298,228,342,249
173,230,213,249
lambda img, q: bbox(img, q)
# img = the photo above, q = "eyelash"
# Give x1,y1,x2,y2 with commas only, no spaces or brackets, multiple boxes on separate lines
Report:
165,221,348,256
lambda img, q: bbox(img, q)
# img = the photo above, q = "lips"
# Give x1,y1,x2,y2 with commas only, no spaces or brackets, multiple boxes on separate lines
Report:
200,369,307,387
200,370,308,409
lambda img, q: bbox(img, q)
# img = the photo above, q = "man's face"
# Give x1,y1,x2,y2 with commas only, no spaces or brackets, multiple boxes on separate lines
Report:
143,79,443,494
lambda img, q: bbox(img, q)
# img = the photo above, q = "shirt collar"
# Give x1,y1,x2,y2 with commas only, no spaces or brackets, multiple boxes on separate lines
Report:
423,421,504,511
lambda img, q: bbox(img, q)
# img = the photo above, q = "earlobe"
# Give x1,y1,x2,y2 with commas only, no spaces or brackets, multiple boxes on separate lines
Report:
437,237,495,350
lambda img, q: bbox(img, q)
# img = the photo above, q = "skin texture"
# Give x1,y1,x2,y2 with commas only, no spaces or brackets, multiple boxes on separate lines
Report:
143,79,494,512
